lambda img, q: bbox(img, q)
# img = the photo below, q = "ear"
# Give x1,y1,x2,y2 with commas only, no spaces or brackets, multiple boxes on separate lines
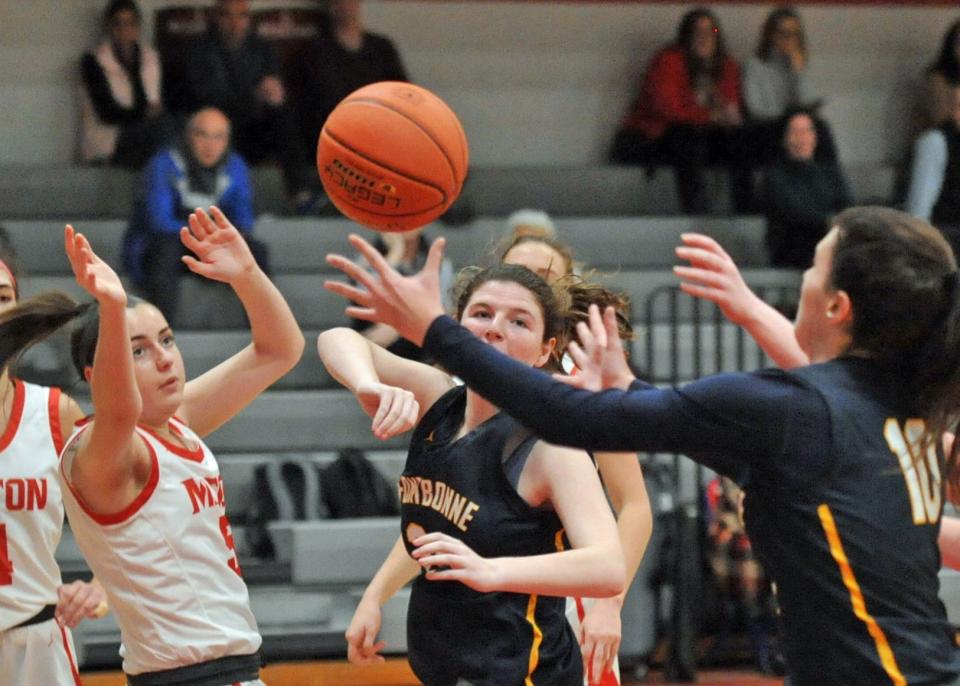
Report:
536,337,557,368
83,366,93,384
826,289,853,327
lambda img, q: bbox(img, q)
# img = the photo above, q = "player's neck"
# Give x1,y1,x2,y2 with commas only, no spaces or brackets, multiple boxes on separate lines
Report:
0,370,13,433
461,391,499,437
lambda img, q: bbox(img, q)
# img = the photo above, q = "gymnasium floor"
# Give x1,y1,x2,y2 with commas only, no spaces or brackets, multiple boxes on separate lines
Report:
80,660,783,685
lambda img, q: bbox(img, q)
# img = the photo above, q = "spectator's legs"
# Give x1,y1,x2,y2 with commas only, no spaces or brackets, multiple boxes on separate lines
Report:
142,232,187,323
112,115,177,169
662,125,711,214
233,107,310,198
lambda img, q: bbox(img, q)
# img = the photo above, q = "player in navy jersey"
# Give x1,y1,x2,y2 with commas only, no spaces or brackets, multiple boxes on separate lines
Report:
0,208,303,686
318,263,625,686
498,226,652,685
326,206,960,685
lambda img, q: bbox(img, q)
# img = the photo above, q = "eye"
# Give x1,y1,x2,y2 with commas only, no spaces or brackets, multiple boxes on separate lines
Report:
471,309,491,319
161,334,176,348
132,346,146,359
512,318,529,329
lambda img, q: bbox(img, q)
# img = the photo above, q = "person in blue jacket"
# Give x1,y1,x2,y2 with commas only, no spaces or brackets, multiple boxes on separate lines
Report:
324,206,960,686
123,106,267,323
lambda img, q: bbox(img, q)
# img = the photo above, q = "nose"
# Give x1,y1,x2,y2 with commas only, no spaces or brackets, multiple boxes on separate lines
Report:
484,315,505,342
156,347,174,371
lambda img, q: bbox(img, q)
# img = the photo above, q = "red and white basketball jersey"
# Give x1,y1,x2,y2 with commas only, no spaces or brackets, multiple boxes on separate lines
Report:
59,416,261,675
0,381,65,631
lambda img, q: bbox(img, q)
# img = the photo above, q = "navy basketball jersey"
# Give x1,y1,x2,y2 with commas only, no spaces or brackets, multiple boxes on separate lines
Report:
400,386,582,686
745,358,960,685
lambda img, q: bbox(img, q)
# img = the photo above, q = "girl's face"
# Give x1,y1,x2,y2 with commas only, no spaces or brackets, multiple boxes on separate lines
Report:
784,113,818,161
0,270,17,316
691,17,719,60
460,281,555,368
503,242,569,284
125,303,186,424
772,16,801,55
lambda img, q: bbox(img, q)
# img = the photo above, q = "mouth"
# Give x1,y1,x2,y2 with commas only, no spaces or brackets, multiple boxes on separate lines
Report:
160,378,179,391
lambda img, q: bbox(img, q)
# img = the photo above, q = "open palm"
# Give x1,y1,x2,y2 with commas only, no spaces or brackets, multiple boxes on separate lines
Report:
180,206,257,284
65,225,126,306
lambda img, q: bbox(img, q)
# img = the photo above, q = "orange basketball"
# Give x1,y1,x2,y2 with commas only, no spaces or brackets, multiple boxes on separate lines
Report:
316,81,469,232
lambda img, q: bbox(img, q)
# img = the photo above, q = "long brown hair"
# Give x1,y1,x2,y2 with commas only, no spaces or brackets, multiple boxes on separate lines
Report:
828,207,960,492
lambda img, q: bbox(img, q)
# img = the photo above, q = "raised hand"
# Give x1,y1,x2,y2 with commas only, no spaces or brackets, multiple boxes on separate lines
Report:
557,305,636,392
325,234,446,346
356,381,420,440
411,532,499,593
674,233,762,326
65,225,126,307
180,207,258,285
345,596,386,665
55,579,108,629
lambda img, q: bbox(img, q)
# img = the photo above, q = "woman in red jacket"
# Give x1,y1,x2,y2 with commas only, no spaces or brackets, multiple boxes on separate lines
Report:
610,8,751,215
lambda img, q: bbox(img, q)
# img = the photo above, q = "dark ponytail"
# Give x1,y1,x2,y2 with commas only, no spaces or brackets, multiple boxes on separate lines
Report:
69,295,148,378
829,207,960,494
0,292,91,375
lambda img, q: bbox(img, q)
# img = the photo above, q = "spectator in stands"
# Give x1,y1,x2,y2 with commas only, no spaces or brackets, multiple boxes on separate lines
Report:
351,228,454,362
79,0,170,168
923,19,960,129
762,108,851,268
906,83,960,255
293,0,408,158
123,107,268,325
178,0,312,209
743,7,837,165
504,208,557,240
609,8,751,214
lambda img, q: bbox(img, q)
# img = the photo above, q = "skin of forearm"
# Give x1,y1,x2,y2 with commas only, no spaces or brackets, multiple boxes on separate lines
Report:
317,328,380,392
363,537,421,606
741,298,809,369
491,544,625,598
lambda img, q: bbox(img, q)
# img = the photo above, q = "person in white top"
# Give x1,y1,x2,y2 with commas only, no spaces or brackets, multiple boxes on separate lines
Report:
0,254,108,686
0,208,303,685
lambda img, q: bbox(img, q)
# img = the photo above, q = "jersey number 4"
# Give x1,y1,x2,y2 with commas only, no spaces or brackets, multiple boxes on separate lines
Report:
0,524,12,585
884,418,942,525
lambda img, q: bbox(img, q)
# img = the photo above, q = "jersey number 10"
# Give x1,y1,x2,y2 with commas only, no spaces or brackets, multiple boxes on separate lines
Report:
884,418,942,526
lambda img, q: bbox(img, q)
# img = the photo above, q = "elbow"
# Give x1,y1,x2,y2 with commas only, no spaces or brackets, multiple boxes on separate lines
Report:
281,329,306,372
595,558,627,598
317,327,349,361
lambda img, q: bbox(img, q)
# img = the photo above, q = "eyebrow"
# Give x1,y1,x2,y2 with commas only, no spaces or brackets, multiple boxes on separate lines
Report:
469,300,537,319
130,327,172,343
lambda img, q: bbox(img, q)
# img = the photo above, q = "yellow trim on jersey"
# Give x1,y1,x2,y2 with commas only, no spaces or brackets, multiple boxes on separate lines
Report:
524,593,544,686
817,504,906,686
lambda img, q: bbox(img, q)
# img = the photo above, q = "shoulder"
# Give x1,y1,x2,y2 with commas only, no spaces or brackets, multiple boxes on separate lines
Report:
651,45,684,68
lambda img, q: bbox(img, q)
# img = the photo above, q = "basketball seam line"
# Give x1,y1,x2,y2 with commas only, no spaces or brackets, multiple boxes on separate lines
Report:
323,129,447,217
337,96,461,187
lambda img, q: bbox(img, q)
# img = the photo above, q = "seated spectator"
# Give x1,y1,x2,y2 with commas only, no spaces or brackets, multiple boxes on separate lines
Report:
293,0,408,158
743,6,837,165
762,108,851,268
922,19,960,129
123,107,268,324
351,228,452,362
79,0,170,168
177,0,312,209
609,8,751,214
906,83,960,255
704,476,781,675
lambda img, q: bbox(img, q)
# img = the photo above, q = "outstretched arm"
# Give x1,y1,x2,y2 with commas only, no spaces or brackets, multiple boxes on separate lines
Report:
317,327,454,439
412,443,624,598
64,226,150,515
180,207,304,437
674,233,808,369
